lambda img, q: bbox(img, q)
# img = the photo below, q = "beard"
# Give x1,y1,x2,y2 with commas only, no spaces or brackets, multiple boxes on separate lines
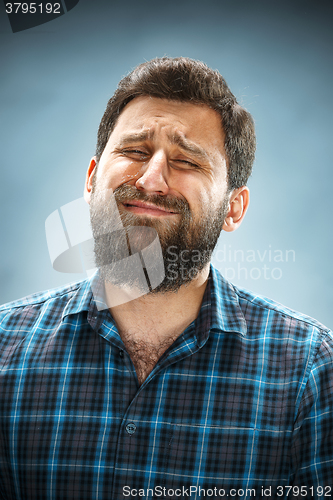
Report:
89,183,229,294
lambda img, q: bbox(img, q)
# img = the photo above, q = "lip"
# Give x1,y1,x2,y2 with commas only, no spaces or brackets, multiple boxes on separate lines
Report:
121,200,178,217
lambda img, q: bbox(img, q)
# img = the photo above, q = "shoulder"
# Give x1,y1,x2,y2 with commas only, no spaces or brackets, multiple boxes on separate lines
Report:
211,265,332,348
233,281,333,383
0,280,86,322
0,279,90,349
236,282,333,359
0,281,83,313
235,285,331,334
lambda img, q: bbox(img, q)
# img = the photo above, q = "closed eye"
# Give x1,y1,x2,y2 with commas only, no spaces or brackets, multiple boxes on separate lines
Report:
121,148,149,159
123,148,146,154
172,159,201,170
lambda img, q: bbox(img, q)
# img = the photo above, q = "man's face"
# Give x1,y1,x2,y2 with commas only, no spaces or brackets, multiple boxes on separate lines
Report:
86,96,232,291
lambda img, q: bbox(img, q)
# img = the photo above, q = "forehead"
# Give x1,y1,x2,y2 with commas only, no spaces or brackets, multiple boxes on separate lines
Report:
110,96,225,153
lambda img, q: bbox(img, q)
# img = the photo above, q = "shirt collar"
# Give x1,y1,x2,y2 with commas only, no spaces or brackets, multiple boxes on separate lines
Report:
207,265,247,337
62,272,100,319
61,266,247,337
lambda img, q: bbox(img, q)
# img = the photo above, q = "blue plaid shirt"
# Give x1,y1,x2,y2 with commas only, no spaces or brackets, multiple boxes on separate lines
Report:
1,266,333,499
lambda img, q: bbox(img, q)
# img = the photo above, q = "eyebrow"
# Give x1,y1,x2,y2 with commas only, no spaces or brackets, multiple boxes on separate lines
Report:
117,130,209,162
117,131,152,147
168,133,209,162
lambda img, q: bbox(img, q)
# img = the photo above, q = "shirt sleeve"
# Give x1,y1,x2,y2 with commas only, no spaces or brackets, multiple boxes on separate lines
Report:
291,330,333,487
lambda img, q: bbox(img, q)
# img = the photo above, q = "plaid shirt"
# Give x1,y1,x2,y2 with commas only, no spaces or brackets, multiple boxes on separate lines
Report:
1,266,333,500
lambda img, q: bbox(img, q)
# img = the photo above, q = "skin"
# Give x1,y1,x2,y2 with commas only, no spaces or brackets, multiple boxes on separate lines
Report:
84,96,249,384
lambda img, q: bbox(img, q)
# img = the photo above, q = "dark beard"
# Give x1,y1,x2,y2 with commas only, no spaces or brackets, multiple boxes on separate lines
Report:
89,184,229,293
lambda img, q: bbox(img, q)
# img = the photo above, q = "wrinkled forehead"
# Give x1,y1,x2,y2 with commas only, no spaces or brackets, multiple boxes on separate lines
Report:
107,96,226,154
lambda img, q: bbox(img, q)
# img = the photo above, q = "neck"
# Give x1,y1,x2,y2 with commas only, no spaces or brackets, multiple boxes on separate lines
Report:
105,264,210,346
105,265,209,385
104,265,210,385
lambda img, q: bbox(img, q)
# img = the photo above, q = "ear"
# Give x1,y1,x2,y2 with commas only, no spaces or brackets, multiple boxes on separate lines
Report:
222,186,250,233
84,157,97,204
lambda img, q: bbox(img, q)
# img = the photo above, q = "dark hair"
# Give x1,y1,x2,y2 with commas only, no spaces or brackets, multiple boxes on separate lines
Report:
96,57,256,191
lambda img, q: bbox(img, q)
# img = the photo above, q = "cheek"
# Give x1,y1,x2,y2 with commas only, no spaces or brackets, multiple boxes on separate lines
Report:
96,159,143,190
189,185,227,218
180,186,209,217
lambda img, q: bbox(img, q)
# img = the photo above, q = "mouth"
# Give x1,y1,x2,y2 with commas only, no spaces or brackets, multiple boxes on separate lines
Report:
121,201,179,217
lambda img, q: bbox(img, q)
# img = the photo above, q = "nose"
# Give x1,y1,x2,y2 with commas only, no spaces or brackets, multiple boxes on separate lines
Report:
135,151,169,195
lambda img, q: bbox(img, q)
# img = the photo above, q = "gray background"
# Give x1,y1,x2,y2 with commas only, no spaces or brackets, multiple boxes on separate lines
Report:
1,0,332,328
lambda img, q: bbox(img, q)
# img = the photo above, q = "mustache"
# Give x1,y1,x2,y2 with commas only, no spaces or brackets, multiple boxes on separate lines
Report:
113,184,191,215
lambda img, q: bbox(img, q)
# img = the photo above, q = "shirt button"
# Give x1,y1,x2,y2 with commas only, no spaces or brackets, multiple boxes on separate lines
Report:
119,350,124,358
125,423,137,435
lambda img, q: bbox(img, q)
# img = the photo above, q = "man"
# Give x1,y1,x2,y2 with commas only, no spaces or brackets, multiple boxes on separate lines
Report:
0,57,332,499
